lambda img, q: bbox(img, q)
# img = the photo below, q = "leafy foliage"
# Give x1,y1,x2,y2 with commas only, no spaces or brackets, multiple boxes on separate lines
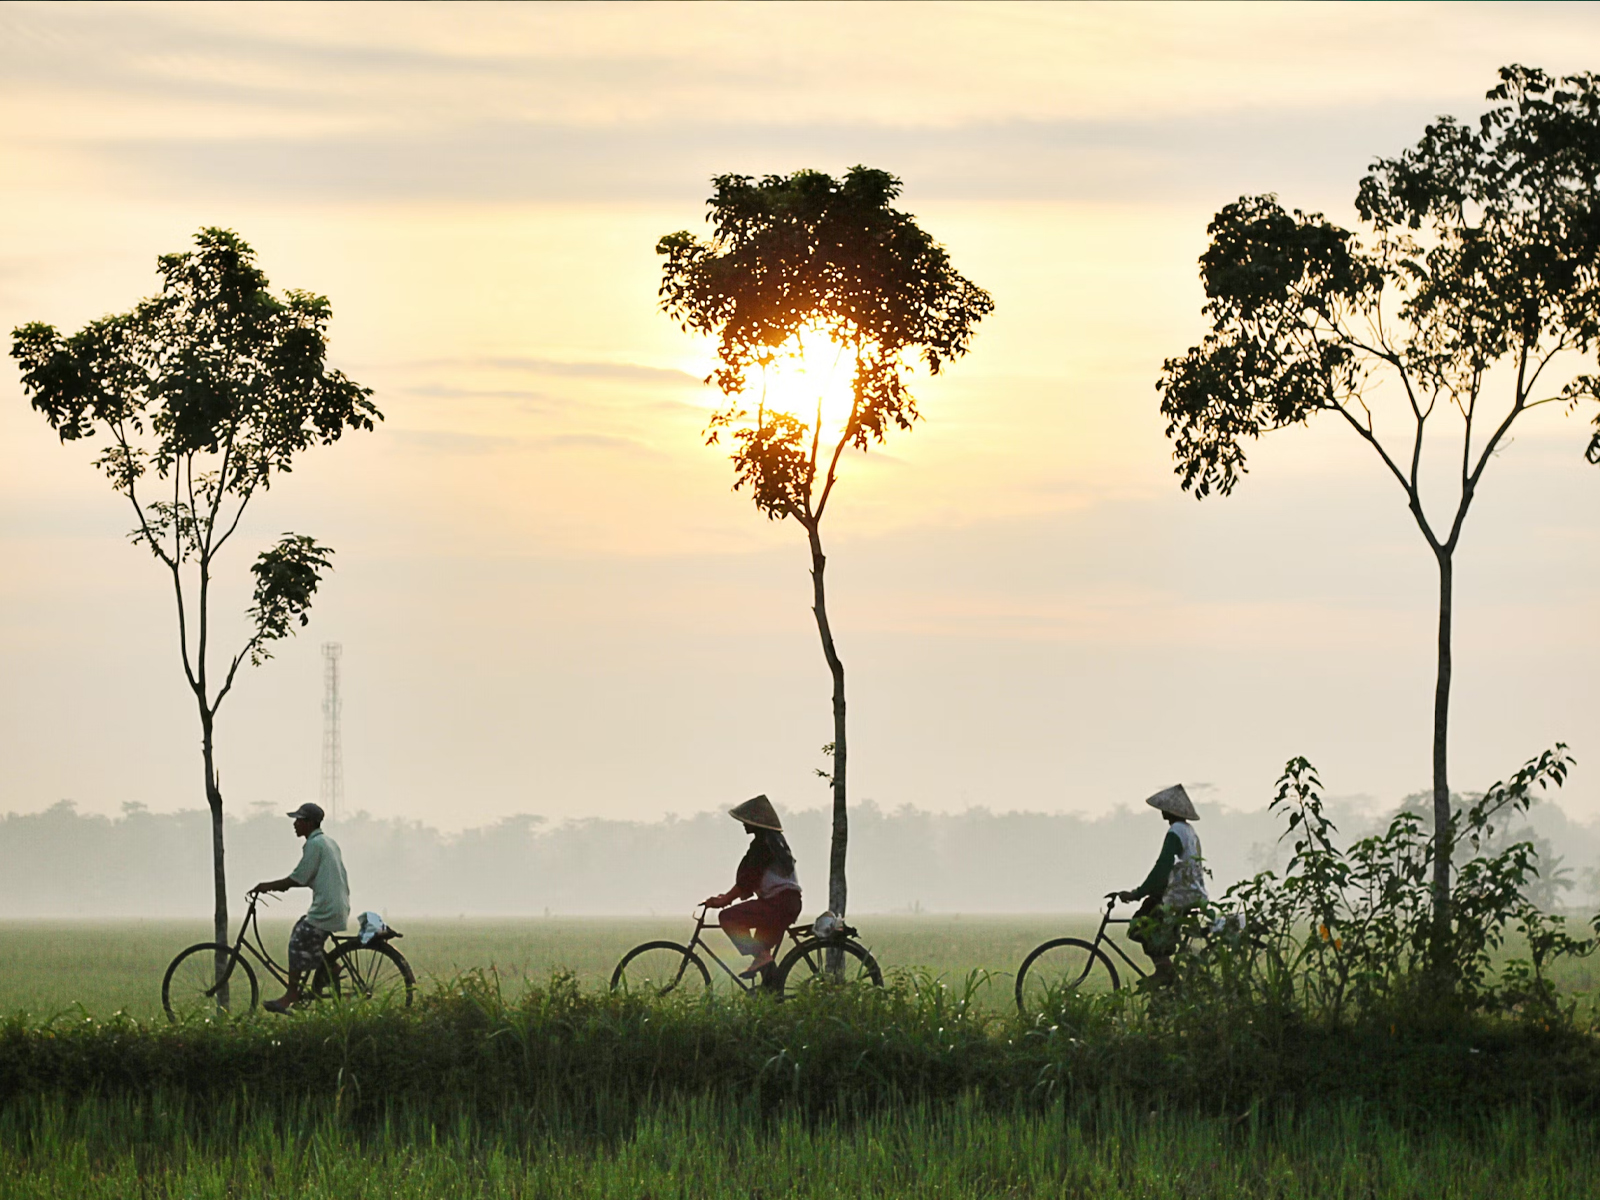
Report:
246,535,335,665
1159,65,1600,500
10,227,377,692
1182,747,1596,1020
658,167,992,524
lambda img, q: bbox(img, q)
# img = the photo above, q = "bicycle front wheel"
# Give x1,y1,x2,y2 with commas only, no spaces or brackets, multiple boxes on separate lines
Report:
775,938,884,998
610,941,710,996
162,943,260,1022
1015,937,1120,1014
315,941,416,1007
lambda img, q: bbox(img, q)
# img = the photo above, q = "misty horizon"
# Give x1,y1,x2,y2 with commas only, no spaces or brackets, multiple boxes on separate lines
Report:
5,790,1591,920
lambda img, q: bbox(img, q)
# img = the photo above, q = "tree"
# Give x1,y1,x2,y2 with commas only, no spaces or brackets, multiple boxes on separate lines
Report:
658,167,992,920
12,228,379,989
1157,66,1600,955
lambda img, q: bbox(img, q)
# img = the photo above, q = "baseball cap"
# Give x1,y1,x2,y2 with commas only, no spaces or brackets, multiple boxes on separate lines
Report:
286,802,326,823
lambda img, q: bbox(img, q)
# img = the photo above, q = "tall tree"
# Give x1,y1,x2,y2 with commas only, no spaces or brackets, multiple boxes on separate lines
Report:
658,167,992,920
1157,66,1600,954
13,228,379,986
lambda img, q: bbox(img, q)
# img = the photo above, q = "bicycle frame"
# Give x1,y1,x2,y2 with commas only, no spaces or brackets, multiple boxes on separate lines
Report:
212,893,350,996
1087,897,1151,981
685,904,807,991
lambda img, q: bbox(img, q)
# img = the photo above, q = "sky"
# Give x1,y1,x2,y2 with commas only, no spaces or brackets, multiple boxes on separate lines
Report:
2,1,1599,843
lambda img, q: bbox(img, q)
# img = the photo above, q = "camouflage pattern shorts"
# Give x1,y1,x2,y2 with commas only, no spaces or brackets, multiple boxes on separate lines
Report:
288,917,331,972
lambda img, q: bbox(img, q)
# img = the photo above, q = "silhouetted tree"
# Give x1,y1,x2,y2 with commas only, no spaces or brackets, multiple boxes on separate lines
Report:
1157,66,1600,955
658,168,992,920
12,228,379,990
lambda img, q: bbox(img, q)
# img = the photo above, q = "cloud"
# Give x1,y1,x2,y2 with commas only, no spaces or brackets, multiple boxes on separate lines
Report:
403,357,699,386
534,433,662,456
402,384,554,403
77,109,1433,207
477,357,700,385
388,428,661,457
389,429,517,455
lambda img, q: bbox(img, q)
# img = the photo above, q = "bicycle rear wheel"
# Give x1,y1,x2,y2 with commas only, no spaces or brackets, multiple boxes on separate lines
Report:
1015,937,1120,1014
315,940,416,1007
775,938,884,998
162,943,260,1022
610,941,710,996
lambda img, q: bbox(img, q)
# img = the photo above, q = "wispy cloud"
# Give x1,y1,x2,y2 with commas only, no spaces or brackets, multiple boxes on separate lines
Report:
389,429,518,455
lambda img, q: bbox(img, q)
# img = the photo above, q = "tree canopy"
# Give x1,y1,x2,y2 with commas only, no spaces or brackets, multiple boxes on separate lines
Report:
658,166,993,526
1160,65,1600,503
14,227,379,680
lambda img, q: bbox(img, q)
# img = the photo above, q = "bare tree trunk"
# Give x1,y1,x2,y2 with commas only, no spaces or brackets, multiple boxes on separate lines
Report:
202,716,231,1006
1430,549,1454,968
805,522,848,921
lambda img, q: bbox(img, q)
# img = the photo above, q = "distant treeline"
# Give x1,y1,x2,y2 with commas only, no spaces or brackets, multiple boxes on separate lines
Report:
1,795,1593,919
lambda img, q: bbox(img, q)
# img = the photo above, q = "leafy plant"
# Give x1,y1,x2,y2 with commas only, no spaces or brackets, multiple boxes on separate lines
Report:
1184,746,1597,1018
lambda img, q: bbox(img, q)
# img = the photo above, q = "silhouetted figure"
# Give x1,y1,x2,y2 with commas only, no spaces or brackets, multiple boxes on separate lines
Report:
704,795,802,982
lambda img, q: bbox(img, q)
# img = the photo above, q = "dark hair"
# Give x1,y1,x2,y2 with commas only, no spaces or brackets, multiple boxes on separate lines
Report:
750,827,795,873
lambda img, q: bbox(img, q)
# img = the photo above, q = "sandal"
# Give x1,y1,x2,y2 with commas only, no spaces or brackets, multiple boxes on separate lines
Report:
739,949,775,979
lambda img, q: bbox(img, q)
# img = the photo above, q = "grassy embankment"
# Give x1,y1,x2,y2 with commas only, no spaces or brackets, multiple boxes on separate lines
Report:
6,918,1600,1195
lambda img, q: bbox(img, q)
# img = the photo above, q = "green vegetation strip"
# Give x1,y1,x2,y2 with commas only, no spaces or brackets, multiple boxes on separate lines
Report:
4,973,1599,1126
3,1093,1599,1199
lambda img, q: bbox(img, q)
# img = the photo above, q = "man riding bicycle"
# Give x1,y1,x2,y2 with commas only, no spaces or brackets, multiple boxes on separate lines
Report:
249,802,349,1013
1117,784,1208,986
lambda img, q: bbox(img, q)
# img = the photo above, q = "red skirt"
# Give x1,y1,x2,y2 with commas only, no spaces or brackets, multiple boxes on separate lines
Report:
719,891,803,956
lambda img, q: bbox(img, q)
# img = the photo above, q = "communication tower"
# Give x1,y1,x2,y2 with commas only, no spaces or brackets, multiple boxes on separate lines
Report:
320,642,344,820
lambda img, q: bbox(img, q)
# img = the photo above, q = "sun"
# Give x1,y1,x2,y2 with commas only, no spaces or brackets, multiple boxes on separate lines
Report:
752,328,858,440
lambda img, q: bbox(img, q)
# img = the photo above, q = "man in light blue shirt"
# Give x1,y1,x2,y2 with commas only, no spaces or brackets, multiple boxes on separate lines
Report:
250,802,350,1013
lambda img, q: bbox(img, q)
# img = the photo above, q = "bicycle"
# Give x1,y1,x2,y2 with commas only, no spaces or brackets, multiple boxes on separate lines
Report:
1014,894,1270,1013
1014,893,1155,1013
161,891,415,1021
611,905,883,999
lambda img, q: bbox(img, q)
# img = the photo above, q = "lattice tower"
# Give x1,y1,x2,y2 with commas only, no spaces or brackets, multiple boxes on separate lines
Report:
320,642,344,820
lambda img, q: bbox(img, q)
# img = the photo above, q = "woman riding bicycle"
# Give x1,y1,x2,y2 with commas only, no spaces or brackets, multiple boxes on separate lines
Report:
703,795,802,982
1118,783,1208,986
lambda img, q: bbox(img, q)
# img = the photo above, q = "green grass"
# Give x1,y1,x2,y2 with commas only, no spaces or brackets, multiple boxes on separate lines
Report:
0,914,1106,1020
5,913,1595,1023
4,1091,1599,1198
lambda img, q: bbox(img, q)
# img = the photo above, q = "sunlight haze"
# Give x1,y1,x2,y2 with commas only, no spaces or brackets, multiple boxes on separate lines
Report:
2,1,1598,872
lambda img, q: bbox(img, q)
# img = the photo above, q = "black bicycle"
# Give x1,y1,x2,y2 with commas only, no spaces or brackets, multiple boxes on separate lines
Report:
1014,894,1150,1013
161,892,414,1021
611,905,883,999
1014,895,1267,1013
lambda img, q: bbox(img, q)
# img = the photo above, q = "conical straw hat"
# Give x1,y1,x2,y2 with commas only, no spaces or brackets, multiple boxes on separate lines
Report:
1145,784,1199,821
729,794,783,831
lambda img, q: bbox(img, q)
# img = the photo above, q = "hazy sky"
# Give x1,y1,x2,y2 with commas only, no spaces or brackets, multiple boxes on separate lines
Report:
3,1,1599,834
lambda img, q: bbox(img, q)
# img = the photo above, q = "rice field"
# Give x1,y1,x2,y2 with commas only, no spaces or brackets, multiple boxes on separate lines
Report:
3,913,1597,1021
0,914,1108,1019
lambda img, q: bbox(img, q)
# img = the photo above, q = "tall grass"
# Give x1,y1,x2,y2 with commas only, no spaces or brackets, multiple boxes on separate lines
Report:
3,969,1598,1128
3,1089,1598,1198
